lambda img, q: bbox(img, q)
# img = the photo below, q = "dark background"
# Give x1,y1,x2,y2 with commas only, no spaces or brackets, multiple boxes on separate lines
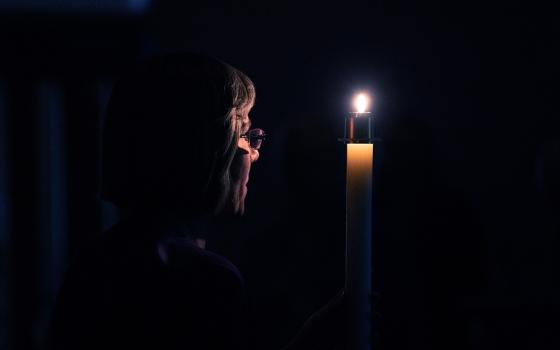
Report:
0,1,558,349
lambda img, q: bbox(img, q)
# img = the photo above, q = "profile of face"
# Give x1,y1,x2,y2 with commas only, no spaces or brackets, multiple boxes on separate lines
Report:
229,106,260,215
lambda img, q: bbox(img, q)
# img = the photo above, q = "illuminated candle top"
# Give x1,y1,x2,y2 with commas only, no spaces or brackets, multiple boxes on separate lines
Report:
353,93,370,113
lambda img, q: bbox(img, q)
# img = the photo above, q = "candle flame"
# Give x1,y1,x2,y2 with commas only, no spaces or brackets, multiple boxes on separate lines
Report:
354,93,370,113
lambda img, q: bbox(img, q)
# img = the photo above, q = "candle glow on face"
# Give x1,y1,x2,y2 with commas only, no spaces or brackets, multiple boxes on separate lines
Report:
354,93,370,113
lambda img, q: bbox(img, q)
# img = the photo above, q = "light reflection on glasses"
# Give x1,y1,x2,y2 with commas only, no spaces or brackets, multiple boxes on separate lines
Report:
240,128,266,150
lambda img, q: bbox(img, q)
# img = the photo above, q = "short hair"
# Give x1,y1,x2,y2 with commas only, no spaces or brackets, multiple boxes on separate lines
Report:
100,53,255,216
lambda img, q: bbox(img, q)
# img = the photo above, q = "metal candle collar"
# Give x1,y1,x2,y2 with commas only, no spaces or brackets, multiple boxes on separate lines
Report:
340,112,374,144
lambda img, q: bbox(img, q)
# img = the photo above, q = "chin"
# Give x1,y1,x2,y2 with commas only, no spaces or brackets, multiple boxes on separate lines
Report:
234,204,245,216
225,199,244,216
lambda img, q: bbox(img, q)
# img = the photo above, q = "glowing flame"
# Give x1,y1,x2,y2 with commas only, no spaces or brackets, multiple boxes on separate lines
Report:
354,93,370,113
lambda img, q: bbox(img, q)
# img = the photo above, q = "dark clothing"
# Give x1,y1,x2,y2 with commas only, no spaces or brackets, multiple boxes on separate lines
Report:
49,217,247,350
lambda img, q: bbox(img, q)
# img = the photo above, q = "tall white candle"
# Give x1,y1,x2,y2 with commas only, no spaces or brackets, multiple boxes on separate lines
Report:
345,93,374,350
346,143,373,350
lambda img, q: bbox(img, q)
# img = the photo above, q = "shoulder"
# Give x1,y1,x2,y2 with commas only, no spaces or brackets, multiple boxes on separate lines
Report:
103,219,244,285
156,236,245,290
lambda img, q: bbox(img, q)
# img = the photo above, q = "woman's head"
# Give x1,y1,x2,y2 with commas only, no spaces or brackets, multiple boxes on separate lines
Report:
101,52,257,217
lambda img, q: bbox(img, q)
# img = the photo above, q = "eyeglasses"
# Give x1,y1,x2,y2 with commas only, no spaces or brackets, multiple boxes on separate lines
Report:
240,128,266,150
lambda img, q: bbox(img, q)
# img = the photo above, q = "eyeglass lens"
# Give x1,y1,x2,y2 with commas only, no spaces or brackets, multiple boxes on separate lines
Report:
247,128,265,150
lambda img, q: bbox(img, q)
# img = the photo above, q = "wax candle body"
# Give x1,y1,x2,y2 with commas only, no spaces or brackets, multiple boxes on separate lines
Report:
346,143,373,350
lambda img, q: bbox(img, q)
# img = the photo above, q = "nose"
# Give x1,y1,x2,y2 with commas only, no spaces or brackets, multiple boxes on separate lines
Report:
250,149,260,163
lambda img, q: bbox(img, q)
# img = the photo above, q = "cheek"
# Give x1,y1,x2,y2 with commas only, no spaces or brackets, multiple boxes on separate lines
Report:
240,155,251,181
231,153,251,182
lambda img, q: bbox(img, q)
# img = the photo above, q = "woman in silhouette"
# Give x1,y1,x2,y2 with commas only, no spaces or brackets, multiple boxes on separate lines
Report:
49,53,343,350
